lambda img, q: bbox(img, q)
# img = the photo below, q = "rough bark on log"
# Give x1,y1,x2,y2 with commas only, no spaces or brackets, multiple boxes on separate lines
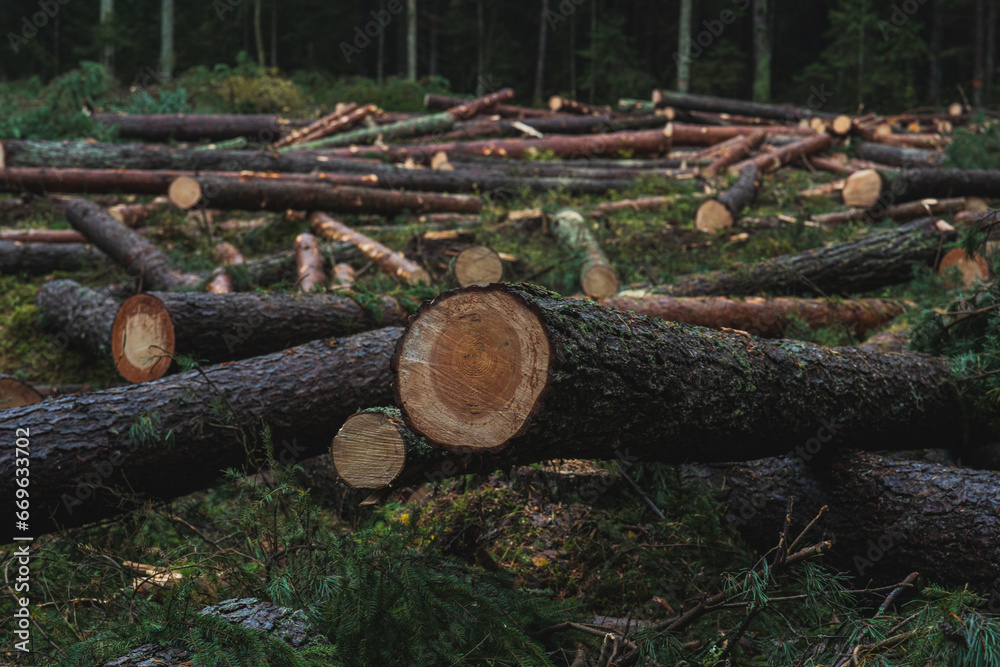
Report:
854,142,945,168
875,132,948,149
294,233,325,293
311,212,430,285
701,130,767,177
166,176,483,214
0,240,105,275
684,452,1000,594
287,104,378,147
0,166,183,196
597,295,909,338
0,327,401,533
695,164,761,233
65,198,201,290
845,168,1000,208
551,208,618,297
35,279,123,361
91,113,297,141
728,133,833,174
110,291,410,382
660,218,956,296
0,375,43,410
392,284,959,462
102,597,332,667
811,197,969,225
548,96,610,115
651,90,838,121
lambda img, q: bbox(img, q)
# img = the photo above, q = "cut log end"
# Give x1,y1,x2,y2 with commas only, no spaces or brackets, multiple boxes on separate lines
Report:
581,264,619,298
453,245,503,286
0,375,43,410
112,294,175,383
831,115,853,135
331,412,407,489
842,169,883,208
938,248,990,288
168,176,203,210
695,199,735,234
394,287,551,452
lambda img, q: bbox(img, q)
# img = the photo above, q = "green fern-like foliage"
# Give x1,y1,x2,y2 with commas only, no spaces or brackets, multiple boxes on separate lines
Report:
946,115,1000,170
0,62,116,140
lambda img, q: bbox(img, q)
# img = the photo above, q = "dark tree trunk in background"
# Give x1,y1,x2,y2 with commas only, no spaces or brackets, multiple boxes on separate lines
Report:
160,0,174,81
270,0,277,68
976,0,986,108
589,0,597,103
253,0,265,67
407,0,417,80
534,0,549,106
570,11,577,99
677,0,692,93
752,0,770,102
988,0,997,104
928,0,944,104
99,0,114,73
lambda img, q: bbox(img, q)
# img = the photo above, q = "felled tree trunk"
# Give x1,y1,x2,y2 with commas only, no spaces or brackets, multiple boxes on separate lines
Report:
392,283,960,462
845,168,1000,208
0,167,181,195
90,113,297,141
547,96,609,115
0,327,401,533
66,198,201,290
424,93,551,118
651,89,838,121
662,218,956,296
35,279,123,361
0,229,87,243
591,195,680,217
597,295,909,338
550,208,618,297
0,241,105,275
206,242,245,294
273,102,362,148
166,176,483,214
684,452,1000,593
695,164,761,233
311,212,430,285
110,291,410,382
294,233,325,292
729,133,832,174
228,242,359,288
854,141,945,168
101,598,332,667
811,197,970,225
701,130,767,177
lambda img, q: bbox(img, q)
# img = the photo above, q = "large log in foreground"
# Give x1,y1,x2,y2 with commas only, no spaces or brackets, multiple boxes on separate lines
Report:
392,283,959,461
662,217,956,297
110,291,410,382
845,168,1000,208
0,327,401,534
598,295,909,338
685,452,1000,593
66,198,201,290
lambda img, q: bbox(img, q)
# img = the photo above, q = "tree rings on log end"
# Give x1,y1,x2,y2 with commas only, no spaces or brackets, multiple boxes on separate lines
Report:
168,176,203,210
331,412,407,489
0,375,42,410
581,264,619,298
453,246,503,286
394,287,551,453
831,115,853,135
842,169,884,208
112,294,175,383
695,199,734,234
938,248,990,288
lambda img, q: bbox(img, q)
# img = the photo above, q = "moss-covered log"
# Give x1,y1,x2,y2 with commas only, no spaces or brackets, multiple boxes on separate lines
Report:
0,240,105,276
392,283,960,462
661,217,956,296
684,452,1000,593
35,279,123,362
695,164,761,233
550,208,618,297
66,198,201,290
598,294,909,338
110,291,410,382
0,327,401,533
